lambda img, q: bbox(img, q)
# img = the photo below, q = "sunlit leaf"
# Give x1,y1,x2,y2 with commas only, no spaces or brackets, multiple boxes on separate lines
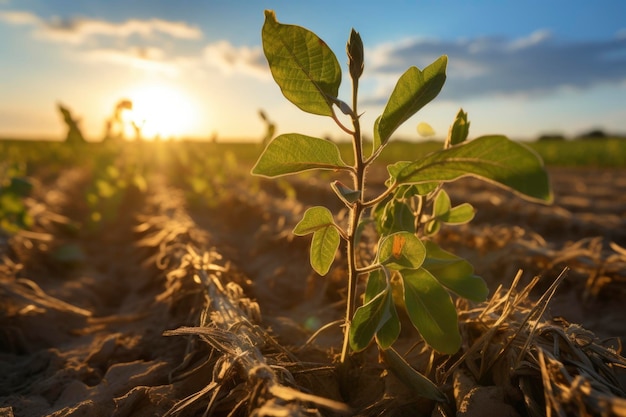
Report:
401,268,461,354
262,10,341,117
432,190,475,224
422,241,488,302
388,135,553,203
309,225,340,276
293,206,340,276
252,133,348,178
378,232,425,270
447,203,475,223
374,56,447,151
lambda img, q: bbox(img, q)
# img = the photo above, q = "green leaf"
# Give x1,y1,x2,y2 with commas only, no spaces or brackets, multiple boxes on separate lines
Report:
363,269,387,303
377,199,415,235
380,347,447,402
309,226,340,276
447,203,475,224
349,286,393,352
362,269,401,349
262,10,341,117
433,190,475,224
252,133,348,178
422,241,488,302
388,135,553,203
374,56,447,151
378,232,426,270
449,108,469,146
293,206,340,276
432,189,451,217
401,268,461,354
375,300,400,349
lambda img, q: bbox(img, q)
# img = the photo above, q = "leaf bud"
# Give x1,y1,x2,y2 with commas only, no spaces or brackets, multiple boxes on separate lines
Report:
347,29,364,80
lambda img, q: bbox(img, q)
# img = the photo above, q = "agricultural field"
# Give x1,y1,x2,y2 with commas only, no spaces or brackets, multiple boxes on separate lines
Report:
1,137,625,416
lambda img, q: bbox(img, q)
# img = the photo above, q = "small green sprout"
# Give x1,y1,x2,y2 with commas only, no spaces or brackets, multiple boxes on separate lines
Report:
252,10,551,389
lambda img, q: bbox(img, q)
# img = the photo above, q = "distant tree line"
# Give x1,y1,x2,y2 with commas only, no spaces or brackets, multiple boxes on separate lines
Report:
537,129,625,142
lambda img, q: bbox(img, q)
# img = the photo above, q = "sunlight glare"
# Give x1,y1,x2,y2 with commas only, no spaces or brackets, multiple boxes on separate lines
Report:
125,84,201,140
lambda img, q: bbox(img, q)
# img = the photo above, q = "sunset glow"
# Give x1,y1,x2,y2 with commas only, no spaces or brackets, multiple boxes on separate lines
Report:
124,84,203,140
0,2,624,141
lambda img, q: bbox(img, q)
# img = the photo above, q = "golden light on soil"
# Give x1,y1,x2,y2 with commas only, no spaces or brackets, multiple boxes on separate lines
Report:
125,84,202,140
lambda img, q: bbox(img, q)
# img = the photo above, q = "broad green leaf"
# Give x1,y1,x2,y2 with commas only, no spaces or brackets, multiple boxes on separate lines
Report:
262,10,341,117
380,347,447,402
309,226,340,276
363,269,401,349
446,203,475,223
379,232,425,270
294,206,336,235
363,269,387,303
252,133,348,178
330,180,361,205
293,206,340,276
432,189,451,217
349,287,393,352
388,135,553,203
449,108,469,146
377,199,415,235
422,241,488,302
401,268,461,354
374,56,447,151
376,303,400,349
433,190,475,224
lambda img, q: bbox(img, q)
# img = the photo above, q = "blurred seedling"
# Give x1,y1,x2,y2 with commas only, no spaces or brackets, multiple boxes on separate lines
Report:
252,10,551,398
0,163,34,234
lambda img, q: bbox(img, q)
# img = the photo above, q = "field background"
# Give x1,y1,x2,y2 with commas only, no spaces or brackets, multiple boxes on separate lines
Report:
1,136,625,416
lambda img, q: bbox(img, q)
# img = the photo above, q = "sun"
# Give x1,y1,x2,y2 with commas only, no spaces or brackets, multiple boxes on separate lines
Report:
125,84,201,140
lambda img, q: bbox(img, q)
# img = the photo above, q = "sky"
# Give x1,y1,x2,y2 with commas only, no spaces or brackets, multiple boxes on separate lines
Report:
1,0,625,142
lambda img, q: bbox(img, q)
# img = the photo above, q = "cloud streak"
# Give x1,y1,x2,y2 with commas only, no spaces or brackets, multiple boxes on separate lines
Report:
0,9,270,79
0,10,202,44
203,40,268,78
365,31,626,104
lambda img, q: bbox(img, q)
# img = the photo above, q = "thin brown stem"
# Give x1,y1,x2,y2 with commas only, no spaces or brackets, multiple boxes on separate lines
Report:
340,73,366,364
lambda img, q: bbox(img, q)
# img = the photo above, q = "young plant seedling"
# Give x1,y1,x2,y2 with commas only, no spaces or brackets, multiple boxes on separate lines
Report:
252,10,551,390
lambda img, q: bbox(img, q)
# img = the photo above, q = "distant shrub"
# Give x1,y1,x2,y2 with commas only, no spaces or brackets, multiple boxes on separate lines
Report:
537,134,566,142
577,129,608,140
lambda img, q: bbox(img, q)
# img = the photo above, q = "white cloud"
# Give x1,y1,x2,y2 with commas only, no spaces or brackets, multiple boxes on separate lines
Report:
0,10,39,25
363,31,626,104
0,9,202,44
508,29,552,50
83,47,180,76
203,40,268,78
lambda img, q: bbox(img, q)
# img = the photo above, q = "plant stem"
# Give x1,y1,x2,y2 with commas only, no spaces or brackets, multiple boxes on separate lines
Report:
340,74,366,364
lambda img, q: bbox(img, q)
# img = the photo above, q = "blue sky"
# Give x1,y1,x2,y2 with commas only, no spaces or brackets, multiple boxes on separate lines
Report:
1,0,625,141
